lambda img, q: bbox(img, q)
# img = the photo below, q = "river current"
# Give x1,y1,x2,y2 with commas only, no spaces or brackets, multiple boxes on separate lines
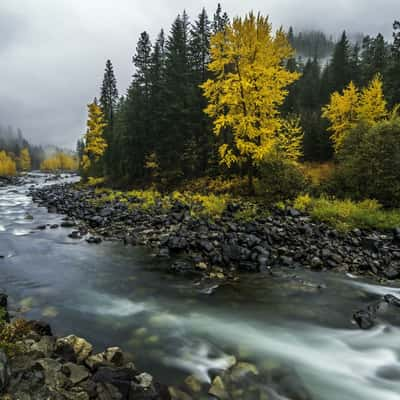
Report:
1,173,400,399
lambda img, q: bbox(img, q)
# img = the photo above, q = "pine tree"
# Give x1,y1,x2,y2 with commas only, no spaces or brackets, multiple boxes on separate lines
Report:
330,31,352,92
99,60,118,175
100,60,119,124
189,8,212,174
212,3,230,34
386,21,400,107
160,12,192,181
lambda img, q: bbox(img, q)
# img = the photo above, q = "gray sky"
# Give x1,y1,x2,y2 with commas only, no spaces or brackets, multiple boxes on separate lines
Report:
0,0,399,148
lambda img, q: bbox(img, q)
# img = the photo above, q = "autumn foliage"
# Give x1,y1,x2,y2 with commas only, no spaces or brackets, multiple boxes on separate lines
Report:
40,152,78,172
80,102,108,177
202,13,303,172
0,151,17,176
322,75,388,151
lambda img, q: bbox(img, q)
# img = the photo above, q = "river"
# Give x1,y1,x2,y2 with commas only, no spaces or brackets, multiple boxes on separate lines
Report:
1,173,400,399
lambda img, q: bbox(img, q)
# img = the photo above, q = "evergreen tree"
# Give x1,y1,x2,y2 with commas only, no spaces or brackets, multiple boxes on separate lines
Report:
160,12,192,181
100,60,119,124
212,3,229,34
330,31,352,93
386,21,400,107
189,8,212,174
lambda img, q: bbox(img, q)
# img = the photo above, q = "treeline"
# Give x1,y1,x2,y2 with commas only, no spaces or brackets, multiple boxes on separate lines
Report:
0,124,78,175
0,124,45,170
284,25,400,161
80,5,400,190
287,27,335,59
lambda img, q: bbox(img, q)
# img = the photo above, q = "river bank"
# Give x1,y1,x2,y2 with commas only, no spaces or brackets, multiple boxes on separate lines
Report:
30,182,400,283
2,174,400,399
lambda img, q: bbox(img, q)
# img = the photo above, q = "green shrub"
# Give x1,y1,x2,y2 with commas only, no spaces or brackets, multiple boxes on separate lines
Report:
332,117,400,207
294,195,400,231
255,154,307,203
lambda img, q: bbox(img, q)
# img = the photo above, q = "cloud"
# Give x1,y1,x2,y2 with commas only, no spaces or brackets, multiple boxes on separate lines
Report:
0,0,398,148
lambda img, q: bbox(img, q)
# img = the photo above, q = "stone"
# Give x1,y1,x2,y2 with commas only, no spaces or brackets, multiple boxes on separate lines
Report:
135,372,153,388
104,347,124,367
62,363,90,385
208,376,228,400
184,375,202,393
353,309,375,329
311,256,323,269
0,350,10,393
61,220,76,228
56,335,93,363
230,362,259,382
168,387,193,400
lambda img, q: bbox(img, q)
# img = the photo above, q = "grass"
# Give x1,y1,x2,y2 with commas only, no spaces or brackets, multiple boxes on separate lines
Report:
294,194,400,231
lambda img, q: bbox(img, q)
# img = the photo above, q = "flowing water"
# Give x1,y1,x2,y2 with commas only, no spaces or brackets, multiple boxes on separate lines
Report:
1,173,400,399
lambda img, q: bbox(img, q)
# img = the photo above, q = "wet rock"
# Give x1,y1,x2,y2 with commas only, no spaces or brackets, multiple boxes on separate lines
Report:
92,367,136,398
36,225,47,230
230,362,259,382
26,320,52,336
208,376,228,399
61,362,90,385
86,236,102,244
61,220,76,228
169,386,192,400
68,230,82,239
383,266,400,280
184,375,202,393
56,335,93,363
0,350,10,394
353,309,376,329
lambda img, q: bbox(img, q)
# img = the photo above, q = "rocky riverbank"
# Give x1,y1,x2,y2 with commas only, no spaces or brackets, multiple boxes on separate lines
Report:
30,182,400,282
0,294,170,400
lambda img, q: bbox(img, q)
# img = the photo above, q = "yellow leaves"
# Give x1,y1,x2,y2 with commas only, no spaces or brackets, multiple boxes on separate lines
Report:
322,75,388,152
81,102,108,173
201,12,302,169
18,148,31,171
40,153,78,172
0,151,17,176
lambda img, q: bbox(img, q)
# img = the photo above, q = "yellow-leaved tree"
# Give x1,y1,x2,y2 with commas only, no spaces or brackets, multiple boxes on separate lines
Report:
0,151,17,176
201,12,303,188
18,147,31,171
322,74,388,151
81,101,108,177
40,152,78,172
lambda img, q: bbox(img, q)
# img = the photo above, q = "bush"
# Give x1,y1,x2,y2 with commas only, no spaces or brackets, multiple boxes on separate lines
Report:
255,154,307,203
294,195,400,231
332,117,400,207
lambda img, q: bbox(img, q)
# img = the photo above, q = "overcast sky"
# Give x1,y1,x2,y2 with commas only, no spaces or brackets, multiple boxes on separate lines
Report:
0,0,399,148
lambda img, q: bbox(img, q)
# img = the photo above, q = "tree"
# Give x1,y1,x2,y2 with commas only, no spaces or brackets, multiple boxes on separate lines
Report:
386,21,400,107
212,3,229,34
18,147,31,171
189,8,212,173
322,75,388,151
99,60,119,124
81,101,108,177
330,31,352,92
334,117,400,207
0,151,16,176
201,13,302,189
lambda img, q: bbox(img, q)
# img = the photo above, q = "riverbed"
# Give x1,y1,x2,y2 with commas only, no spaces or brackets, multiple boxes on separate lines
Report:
1,173,400,399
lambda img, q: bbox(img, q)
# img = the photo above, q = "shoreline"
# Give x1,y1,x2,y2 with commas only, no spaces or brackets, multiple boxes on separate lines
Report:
31,182,400,283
